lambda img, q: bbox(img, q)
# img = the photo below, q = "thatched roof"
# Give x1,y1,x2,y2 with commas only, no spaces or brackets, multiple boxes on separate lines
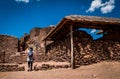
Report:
43,15,120,41
66,15,120,23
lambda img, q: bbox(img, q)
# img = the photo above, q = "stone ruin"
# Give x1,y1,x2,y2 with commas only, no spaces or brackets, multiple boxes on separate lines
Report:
0,35,18,63
0,27,54,63
0,27,55,71
43,15,120,67
0,27,120,71
0,35,25,71
0,15,120,71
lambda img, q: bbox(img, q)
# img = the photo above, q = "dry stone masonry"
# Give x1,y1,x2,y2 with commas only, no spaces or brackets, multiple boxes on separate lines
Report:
0,27,55,64
0,28,120,66
0,35,19,63
0,64,25,72
46,30,120,65
0,15,120,71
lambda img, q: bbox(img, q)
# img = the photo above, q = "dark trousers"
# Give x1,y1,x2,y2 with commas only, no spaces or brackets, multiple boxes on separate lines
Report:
28,61,33,70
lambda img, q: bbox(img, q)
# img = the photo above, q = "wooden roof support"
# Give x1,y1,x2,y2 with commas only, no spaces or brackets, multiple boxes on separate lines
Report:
43,15,120,41
43,19,68,41
70,24,75,69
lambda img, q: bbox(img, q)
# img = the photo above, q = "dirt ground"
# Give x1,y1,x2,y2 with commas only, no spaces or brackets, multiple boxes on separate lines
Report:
0,61,120,79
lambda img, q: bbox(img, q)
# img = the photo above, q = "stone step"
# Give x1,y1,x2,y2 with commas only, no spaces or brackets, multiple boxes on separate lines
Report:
0,64,25,72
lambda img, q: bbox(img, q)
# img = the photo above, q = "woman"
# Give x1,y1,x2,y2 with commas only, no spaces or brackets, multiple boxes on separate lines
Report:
27,47,34,71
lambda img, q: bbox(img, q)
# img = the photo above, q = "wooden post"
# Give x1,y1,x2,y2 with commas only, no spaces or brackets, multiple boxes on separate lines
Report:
44,39,47,55
70,24,75,69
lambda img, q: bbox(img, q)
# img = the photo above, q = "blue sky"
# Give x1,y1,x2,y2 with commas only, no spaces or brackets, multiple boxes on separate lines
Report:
0,0,120,39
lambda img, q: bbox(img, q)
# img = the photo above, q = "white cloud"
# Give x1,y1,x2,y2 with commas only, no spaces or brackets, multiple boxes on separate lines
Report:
91,29,96,34
15,0,41,3
86,0,115,14
15,0,30,3
100,0,115,14
101,4,115,14
86,0,102,12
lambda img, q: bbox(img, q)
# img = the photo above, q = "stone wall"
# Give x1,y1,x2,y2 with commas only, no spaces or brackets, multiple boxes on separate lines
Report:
0,35,18,63
75,40,120,65
46,31,93,62
19,27,54,53
46,30,120,65
0,27,119,65
0,27,54,63
0,64,25,72
6,27,54,63
19,35,30,52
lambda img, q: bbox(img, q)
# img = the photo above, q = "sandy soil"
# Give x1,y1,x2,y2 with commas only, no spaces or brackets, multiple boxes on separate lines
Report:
0,61,120,79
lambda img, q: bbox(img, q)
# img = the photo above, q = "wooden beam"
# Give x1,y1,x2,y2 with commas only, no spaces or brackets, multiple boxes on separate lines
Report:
43,19,68,41
70,24,75,69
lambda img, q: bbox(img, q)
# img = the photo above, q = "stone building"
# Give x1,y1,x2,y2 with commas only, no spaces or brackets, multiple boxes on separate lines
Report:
43,15,120,68
0,15,120,67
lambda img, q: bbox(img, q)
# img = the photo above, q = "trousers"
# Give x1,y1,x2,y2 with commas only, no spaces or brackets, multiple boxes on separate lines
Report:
28,61,33,70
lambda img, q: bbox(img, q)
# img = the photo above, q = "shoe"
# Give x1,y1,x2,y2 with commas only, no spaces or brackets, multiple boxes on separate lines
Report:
27,68,30,71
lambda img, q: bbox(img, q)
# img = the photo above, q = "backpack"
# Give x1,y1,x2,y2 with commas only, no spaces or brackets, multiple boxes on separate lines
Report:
28,50,33,61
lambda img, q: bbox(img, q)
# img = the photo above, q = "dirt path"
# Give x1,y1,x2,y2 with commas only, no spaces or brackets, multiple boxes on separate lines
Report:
0,61,120,79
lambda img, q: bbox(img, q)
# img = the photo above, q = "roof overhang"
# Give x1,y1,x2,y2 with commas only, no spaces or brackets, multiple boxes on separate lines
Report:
43,15,120,41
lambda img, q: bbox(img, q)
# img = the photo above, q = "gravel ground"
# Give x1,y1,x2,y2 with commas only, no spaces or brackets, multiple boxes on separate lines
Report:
0,61,120,79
